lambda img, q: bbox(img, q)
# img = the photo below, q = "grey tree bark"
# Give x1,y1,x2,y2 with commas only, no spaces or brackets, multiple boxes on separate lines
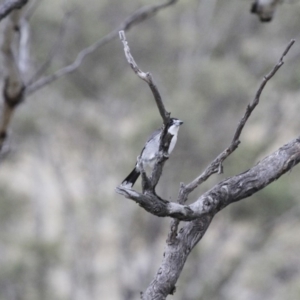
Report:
116,34,297,299
141,138,300,299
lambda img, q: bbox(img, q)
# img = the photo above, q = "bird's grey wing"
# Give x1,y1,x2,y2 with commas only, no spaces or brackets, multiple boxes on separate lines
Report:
146,128,161,143
140,129,161,162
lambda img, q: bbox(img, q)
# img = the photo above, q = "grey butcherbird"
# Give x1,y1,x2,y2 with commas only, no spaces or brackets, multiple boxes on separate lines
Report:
121,118,183,188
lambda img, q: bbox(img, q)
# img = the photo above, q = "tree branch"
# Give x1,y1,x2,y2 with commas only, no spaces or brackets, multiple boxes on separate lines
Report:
117,39,295,218
180,39,295,199
25,0,178,95
118,30,185,191
116,39,297,299
119,30,169,124
167,38,295,244
141,134,300,300
0,0,28,21
117,137,300,221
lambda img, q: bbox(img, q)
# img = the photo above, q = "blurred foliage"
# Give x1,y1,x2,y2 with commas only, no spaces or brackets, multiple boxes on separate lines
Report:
1,0,300,299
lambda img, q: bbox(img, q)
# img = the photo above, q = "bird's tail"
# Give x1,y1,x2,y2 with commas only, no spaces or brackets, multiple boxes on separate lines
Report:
121,167,140,188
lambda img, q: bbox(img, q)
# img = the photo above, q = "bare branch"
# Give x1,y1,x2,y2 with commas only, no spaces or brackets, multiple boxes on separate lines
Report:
116,39,297,298
232,39,295,143
119,30,169,124
117,38,295,213
141,137,300,299
118,29,187,192
117,137,300,221
0,0,28,21
167,39,295,244
180,39,295,199
143,214,214,300
25,0,178,96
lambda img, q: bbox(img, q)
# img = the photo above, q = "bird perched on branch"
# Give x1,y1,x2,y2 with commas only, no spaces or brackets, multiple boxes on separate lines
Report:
121,118,183,188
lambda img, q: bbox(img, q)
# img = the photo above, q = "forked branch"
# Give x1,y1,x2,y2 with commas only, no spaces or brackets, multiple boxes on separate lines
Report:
117,39,296,216
180,39,295,200
116,38,297,299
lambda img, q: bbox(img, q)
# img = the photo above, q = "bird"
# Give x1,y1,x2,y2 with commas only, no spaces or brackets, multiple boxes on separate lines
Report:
121,118,183,188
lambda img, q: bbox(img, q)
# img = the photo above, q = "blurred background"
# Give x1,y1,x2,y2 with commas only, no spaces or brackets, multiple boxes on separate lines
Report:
1,0,300,299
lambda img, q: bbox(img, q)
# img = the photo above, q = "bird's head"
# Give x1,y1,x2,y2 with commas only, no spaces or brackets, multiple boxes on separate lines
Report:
168,118,183,135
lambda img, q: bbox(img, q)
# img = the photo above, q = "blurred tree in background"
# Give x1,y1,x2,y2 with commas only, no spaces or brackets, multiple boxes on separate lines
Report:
1,0,300,299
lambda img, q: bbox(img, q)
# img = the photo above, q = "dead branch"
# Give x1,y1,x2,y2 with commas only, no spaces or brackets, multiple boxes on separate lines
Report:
0,0,28,21
25,0,178,95
180,39,295,199
116,40,295,217
119,30,170,124
117,137,300,221
166,39,295,243
118,30,184,192
116,39,297,299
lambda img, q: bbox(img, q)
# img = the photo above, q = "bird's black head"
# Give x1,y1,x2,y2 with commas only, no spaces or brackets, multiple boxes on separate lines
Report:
170,118,184,126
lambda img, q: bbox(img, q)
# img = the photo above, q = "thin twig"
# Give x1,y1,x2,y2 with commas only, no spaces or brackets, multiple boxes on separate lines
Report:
25,0,178,96
181,39,295,199
119,30,170,124
167,39,295,244
232,39,295,143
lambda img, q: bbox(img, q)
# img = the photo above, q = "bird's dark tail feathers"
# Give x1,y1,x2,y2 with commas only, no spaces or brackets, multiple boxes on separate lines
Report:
121,167,140,188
